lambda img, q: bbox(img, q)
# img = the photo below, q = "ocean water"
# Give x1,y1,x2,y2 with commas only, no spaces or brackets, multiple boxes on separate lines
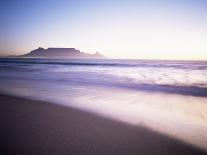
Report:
0,58,207,151
0,58,207,96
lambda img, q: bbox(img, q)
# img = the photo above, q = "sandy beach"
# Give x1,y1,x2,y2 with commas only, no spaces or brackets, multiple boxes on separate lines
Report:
1,94,206,155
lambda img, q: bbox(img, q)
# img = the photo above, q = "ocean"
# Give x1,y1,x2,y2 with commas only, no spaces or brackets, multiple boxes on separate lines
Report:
0,58,207,151
0,58,207,96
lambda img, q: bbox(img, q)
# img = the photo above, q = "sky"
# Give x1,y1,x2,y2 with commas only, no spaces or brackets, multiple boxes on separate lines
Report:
0,0,207,59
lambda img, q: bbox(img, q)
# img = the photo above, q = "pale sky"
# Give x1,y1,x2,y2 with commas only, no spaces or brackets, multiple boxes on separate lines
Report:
0,0,207,60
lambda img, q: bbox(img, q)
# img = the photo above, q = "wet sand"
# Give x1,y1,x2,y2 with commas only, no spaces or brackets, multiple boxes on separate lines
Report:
0,94,206,155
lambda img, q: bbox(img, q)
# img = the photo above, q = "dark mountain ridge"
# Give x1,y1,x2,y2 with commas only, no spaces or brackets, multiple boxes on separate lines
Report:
21,47,106,59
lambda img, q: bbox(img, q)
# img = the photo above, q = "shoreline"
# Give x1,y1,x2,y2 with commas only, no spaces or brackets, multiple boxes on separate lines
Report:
0,94,206,155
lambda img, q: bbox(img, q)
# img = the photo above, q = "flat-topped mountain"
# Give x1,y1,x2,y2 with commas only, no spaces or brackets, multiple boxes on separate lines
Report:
21,47,106,59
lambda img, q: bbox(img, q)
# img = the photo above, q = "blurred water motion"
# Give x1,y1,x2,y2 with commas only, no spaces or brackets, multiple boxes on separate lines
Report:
0,58,207,151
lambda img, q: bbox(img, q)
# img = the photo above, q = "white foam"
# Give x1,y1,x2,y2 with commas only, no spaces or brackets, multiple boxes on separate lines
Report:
0,78,207,151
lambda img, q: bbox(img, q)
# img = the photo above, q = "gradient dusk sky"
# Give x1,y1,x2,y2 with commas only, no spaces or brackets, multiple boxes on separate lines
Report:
0,0,207,59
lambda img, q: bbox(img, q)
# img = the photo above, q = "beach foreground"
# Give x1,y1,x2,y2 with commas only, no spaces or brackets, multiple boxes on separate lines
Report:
0,94,206,155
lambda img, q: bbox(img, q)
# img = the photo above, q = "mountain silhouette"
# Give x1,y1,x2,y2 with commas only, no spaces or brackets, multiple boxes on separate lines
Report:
21,47,106,59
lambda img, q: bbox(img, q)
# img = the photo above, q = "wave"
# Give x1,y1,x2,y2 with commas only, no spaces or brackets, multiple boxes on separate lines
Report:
0,58,207,97
118,83,207,97
1,72,207,97
0,58,207,70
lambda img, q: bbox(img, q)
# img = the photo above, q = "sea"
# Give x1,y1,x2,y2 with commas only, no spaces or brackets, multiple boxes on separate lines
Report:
0,58,207,151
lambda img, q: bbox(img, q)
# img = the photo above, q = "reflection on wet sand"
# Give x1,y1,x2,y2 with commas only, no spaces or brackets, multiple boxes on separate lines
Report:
0,78,207,152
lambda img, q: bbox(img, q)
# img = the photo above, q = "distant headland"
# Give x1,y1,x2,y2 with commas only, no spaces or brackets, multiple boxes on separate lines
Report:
19,47,106,59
